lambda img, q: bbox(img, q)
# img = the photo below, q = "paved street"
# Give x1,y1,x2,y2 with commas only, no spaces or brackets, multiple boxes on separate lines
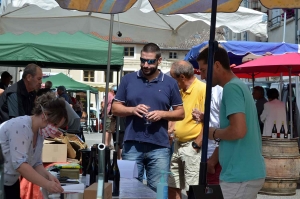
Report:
84,132,300,199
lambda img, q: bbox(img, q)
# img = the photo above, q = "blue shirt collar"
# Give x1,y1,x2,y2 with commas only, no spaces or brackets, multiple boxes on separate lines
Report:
136,69,164,82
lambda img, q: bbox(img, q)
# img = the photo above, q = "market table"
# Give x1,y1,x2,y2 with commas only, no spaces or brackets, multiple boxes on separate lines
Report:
43,177,156,199
112,178,156,199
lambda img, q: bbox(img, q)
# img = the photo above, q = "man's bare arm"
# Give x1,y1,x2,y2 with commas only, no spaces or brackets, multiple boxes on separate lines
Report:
209,112,247,140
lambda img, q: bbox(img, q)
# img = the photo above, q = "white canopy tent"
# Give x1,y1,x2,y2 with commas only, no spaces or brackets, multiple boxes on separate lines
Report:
0,0,268,48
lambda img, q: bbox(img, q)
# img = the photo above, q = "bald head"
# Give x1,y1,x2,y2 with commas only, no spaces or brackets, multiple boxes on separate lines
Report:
171,60,194,79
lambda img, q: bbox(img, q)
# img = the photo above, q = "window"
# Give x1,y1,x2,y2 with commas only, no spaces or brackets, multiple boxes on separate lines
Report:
124,47,134,57
169,52,177,59
104,71,114,83
123,71,134,76
83,70,94,82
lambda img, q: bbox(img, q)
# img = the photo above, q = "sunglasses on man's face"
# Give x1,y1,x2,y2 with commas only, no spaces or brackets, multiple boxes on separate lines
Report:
140,57,157,64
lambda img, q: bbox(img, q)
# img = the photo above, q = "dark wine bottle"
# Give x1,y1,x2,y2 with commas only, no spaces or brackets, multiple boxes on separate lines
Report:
112,151,120,196
272,121,277,138
287,121,291,139
85,146,97,187
280,121,285,139
92,145,99,182
104,146,111,182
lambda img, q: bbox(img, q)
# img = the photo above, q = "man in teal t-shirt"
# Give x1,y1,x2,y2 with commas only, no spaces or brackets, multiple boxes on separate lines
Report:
197,46,266,199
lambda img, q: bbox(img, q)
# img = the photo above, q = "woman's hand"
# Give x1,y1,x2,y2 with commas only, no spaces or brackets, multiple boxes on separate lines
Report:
45,180,64,193
47,173,60,184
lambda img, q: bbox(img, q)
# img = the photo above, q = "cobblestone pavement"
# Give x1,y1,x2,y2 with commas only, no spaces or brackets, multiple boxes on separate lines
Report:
84,132,300,199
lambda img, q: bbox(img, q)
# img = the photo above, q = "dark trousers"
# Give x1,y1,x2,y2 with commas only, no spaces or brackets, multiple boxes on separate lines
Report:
4,179,21,199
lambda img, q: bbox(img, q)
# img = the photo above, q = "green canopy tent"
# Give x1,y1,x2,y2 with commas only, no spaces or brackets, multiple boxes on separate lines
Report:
42,73,98,93
43,73,99,133
0,32,124,70
0,31,124,133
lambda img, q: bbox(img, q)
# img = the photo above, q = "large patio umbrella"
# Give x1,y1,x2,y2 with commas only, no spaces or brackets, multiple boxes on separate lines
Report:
52,1,300,198
234,53,300,139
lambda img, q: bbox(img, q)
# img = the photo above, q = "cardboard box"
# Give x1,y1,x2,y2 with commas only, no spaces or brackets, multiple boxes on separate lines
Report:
42,140,67,162
84,183,112,199
60,168,80,179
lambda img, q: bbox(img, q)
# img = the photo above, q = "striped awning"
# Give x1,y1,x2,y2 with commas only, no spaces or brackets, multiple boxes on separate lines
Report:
55,0,300,14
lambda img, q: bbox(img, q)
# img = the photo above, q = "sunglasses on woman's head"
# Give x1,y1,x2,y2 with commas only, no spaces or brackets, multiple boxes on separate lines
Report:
140,57,157,64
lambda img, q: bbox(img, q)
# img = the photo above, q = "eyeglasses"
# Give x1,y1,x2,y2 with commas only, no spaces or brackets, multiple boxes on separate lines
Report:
140,57,157,64
40,104,48,120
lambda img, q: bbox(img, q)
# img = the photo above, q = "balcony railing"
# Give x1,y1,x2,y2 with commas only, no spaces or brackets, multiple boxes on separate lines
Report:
268,15,281,28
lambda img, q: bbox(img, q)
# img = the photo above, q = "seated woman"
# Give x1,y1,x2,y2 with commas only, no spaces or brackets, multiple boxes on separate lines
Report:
0,92,68,198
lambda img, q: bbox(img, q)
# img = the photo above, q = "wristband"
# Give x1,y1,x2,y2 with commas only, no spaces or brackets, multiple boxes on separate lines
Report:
213,128,221,142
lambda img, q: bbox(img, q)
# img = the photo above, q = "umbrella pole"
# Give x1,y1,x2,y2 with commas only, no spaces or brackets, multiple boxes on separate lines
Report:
288,67,293,138
98,13,114,199
252,73,255,89
101,14,114,143
188,0,223,198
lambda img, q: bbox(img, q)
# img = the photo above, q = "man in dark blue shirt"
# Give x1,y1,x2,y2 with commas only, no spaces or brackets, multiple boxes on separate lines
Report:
57,86,72,105
112,43,184,192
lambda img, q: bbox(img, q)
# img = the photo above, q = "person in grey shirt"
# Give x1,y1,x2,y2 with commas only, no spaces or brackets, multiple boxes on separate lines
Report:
252,86,268,134
0,93,68,198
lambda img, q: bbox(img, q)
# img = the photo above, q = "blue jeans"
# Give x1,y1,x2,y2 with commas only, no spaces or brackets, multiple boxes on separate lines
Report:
122,141,170,192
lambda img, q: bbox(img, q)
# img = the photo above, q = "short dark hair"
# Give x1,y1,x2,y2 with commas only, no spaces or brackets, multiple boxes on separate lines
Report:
253,86,264,96
1,71,12,79
267,88,279,100
33,92,68,128
141,43,161,59
45,81,52,88
22,63,41,79
196,45,230,70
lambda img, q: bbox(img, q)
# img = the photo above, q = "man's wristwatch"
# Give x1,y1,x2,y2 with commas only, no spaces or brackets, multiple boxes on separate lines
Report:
192,141,201,149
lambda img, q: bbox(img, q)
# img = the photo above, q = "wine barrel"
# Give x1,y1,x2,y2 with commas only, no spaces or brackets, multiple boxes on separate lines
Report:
259,178,298,196
259,138,300,196
262,138,299,157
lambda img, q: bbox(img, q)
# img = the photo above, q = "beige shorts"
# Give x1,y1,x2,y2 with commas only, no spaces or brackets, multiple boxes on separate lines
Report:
168,140,201,191
220,178,265,199
105,116,116,133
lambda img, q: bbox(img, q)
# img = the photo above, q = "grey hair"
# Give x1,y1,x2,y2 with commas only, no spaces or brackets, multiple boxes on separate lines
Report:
171,60,194,79
45,81,52,88
22,63,41,79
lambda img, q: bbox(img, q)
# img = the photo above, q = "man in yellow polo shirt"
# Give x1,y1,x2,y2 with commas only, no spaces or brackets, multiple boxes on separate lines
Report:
168,60,206,199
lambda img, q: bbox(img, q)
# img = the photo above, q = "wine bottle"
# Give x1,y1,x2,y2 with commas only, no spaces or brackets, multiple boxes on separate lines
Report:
112,151,120,196
92,145,99,182
280,121,285,139
271,121,277,138
104,146,111,183
85,146,97,187
287,121,291,139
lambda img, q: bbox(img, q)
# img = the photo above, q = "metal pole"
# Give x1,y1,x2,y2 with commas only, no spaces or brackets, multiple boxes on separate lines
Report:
295,9,298,44
288,67,293,138
115,71,120,153
199,0,218,186
95,92,100,133
280,73,283,100
102,14,114,142
87,90,91,133
283,11,287,43
252,73,255,89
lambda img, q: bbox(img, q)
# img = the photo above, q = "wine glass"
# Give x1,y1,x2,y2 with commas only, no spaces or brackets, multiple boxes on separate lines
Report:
144,105,151,125
193,104,200,124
